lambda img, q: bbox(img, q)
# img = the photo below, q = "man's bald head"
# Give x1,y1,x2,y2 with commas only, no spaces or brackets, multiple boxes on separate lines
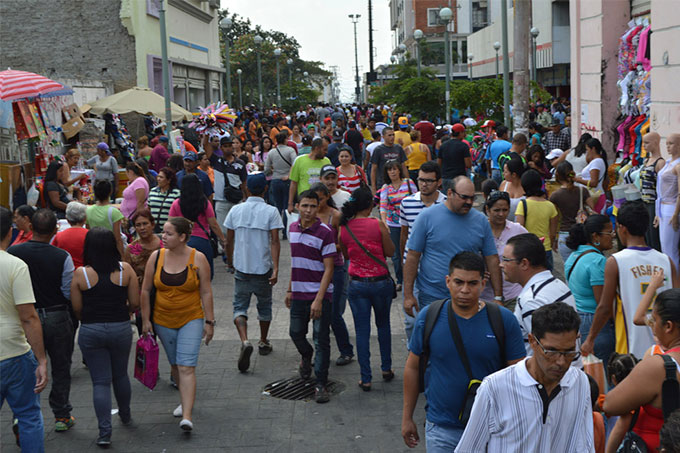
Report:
643,132,661,154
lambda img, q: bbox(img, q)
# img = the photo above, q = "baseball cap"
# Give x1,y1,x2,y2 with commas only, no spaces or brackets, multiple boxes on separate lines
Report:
398,116,409,128
220,136,233,146
320,165,338,178
324,118,332,124
246,173,267,193
551,119,562,126
452,123,466,134
546,149,564,160
302,135,313,145
332,129,343,141
348,120,357,128
481,120,495,128
96,142,111,155
183,151,197,161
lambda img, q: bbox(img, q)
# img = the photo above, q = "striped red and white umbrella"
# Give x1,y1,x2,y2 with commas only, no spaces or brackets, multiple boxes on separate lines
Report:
0,69,73,101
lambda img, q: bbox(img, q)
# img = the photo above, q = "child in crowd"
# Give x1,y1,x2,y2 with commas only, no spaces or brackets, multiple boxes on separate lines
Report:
604,353,639,453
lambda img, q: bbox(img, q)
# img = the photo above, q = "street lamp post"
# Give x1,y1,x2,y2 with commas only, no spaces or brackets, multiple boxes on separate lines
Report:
439,7,453,124
219,17,233,106
348,14,361,104
390,55,396,65
274,48,282,106
468,54,474,80
286,58,293,99
253,35,263,110
236,68,243,108
493,41,501,79
530,27,540,83
159,0,173,147
414,29,423,77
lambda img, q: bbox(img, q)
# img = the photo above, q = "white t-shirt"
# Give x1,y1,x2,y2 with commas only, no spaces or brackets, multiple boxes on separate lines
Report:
366,141,382,159
581,157,606,192
331,189,351,208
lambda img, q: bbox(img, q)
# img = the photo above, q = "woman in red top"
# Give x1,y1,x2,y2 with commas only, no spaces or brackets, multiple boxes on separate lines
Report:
10,205,34,246
604,289,680,452
52,201,88,268
339,186,395,391
336,148,366,193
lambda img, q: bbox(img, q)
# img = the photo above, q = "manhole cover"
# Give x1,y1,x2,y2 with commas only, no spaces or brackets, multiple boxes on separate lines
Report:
263,377,345,401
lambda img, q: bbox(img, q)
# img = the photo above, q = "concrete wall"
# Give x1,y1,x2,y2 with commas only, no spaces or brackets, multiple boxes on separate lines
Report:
0,0,137,93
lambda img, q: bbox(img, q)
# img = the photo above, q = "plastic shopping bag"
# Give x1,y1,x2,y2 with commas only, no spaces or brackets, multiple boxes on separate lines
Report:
134,334,159,390
583,354,606,395
284,210,299,239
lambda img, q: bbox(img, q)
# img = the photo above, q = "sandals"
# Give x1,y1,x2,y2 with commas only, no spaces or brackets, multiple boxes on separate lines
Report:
358,381,372,392
382,370,395,382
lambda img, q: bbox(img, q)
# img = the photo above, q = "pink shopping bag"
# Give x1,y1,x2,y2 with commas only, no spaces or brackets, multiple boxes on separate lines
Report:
134,334,159,390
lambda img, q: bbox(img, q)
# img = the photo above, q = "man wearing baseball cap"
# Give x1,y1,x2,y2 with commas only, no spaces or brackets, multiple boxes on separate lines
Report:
176,151,214,199
437,123,472,190
395,116,412,149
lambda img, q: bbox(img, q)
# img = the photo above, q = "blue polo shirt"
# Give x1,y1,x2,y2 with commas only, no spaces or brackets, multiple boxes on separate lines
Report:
407,203,497,300
176,168,214,198
409,301,525,428
564,245,606,313
484,140,512,170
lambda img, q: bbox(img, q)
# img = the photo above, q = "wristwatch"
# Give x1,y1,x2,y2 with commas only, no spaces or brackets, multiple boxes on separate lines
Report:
205,320,217,327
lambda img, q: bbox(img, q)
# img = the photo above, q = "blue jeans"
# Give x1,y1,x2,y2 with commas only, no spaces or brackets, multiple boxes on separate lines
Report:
545,250,554,271
557,231,572,264
347,278,393,383
0,351,44,452
425,420,464,452
388,225,403,284
188,235,213,279
579,312,616,369
154,318,204,367
289,298,332,385
78,321,132,438
270,179,290,236
233,270,273,321
491,168,502,185
331,263,353,357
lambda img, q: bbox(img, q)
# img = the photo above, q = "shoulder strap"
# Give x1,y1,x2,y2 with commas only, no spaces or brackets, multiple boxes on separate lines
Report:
82,267,92,289
661,354,680,419
275,146,293,168
567,249,598,281
485,302,506,366
119,262,123,286
447,302,474,380
419,299,448,393
627,408,641,432
196,218,210,237
344,223,389,272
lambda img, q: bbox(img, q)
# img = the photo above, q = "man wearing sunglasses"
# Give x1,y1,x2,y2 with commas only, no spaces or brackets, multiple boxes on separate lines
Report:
456,302,594,452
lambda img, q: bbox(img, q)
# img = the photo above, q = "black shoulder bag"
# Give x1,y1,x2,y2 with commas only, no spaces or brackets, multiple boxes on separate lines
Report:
343,223,397,299
618,409,647,453
566,249,598,281
196,218,219,258
661,354,680,419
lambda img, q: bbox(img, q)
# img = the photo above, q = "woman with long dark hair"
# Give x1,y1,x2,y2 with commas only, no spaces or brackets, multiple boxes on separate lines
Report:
253,136,273,171
551,132,591,175
339,186,395,391
135,157,157,189
148,167,180,233
499,157,526,222
574,138,608,193
86,180,125,256
528,122,544,148
168,174,226,279
564,214,615,365
44,160,70,219
70,227,139,447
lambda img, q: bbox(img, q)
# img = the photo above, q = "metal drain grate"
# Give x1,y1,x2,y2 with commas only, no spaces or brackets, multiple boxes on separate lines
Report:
263,377,345,401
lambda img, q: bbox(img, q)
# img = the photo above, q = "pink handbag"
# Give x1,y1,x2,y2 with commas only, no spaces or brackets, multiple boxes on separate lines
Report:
134,334,159,390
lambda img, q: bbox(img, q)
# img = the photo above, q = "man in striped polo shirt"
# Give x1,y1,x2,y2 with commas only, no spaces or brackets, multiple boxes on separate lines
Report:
399,161,446,340
286,190,336,403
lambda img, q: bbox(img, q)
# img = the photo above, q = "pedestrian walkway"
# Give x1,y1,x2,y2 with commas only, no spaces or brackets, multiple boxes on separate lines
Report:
1,245,426,452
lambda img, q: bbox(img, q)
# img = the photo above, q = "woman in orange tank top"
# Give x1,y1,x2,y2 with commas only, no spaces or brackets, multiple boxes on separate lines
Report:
140,217,215,432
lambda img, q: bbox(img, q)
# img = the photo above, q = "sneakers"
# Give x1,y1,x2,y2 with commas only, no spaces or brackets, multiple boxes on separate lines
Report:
12,418,19,446
179,419,193,431
55,416,75,432
119,411,132,426
335,355,354,366
238,341,254,372
315,385,330,404
96,435,111,447
173,404,183,417
299,355,313,380
258,340,273,356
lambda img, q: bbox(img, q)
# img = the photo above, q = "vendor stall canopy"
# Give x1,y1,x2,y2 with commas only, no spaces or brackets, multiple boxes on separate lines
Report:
0,69,73,101
88,87,193,122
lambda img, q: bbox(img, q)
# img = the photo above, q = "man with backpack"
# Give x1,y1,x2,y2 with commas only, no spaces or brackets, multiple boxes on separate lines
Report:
401,252,525,451
497,134,528,173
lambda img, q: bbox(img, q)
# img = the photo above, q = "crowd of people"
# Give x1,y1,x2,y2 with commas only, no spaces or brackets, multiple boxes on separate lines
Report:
2,101,680,452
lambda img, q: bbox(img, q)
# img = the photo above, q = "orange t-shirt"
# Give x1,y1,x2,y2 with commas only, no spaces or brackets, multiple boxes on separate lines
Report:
153,248,203,328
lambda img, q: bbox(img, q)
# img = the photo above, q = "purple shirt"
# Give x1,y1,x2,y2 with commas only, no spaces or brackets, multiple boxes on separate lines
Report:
120,176,149,218
149,144,169,171
289,219,336,301
481,220,527,301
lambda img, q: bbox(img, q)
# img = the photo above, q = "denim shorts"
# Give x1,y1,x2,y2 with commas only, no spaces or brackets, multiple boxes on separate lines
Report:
233,270,273,321
154,318,204,367
425,420,464,452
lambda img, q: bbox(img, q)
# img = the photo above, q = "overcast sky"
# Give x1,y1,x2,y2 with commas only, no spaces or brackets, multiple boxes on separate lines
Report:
221,0,393,102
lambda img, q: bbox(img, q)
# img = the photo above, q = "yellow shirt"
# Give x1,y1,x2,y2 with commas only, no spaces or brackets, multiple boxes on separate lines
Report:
395,130,412,149
405,141,429,170
515,199,558,250
361,128,372,141
153,248,204,329
0,251,35,361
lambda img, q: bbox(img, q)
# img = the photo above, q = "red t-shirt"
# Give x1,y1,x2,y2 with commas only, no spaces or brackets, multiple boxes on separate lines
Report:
340,218,388,278
414,121,436,145
53,227,89,268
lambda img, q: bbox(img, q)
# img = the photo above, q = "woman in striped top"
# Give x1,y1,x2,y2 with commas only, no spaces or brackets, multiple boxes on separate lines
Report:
379,160,417,290
148,167,180,233
337,148,366,193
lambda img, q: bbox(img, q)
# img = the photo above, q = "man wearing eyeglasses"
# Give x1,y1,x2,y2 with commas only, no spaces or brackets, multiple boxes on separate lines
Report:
500,233,577,357
455,302,594,452
404,176,503,319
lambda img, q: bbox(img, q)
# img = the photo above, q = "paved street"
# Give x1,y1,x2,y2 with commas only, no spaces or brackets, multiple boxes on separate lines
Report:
0,241,426,452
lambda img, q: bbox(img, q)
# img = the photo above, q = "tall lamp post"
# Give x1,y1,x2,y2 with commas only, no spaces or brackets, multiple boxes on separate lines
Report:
286,58,293,99
348,14,361,103
493,41,501,79
236,68,243,108
390,55,396,65
253,34,263,110
274,48,282,106
414,29,423,77
439,7,453,124
219,17,233,106
159,0,172,145
468,54,474,80
530,27,540,82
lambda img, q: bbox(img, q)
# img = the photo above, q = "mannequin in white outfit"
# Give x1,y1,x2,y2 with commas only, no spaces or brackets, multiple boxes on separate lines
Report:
654,133,680,269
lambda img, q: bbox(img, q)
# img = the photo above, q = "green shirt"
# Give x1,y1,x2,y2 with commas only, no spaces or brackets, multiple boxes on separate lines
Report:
86,205,124,231
289,155,331,194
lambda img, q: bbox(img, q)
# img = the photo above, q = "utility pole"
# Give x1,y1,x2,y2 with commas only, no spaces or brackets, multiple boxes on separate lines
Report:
368,0,375,75
159,0,173,149
500,0,510,128
349,14,361,103
513,0,530,136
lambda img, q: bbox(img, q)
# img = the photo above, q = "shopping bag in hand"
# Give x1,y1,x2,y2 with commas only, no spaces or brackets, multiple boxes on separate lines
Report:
134,334,159,390
583,354,606,396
